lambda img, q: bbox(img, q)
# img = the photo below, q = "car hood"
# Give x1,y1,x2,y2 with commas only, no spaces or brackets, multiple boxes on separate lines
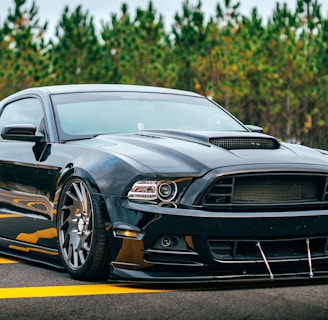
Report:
70,130,328,176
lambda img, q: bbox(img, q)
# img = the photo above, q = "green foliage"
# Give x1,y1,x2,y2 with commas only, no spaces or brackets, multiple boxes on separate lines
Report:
50,5,102,84
100,2,174,86
0,0,49,95
1,0,328,148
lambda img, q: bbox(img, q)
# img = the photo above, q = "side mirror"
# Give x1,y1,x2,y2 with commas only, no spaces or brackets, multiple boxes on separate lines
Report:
1,124,44,142
245,125,263,133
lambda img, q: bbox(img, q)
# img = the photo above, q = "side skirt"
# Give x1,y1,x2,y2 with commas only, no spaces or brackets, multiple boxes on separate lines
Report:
0,237,63,269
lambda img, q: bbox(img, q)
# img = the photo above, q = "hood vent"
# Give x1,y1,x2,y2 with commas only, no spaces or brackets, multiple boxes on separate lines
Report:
209,137,280,150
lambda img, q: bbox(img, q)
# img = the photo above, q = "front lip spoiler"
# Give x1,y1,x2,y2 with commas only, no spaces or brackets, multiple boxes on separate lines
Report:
110,236,326,282
109,265,328,283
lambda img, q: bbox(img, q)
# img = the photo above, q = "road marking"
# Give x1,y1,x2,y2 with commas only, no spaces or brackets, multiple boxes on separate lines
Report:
0,257,20,264
0,214,21,219
0,284,174,299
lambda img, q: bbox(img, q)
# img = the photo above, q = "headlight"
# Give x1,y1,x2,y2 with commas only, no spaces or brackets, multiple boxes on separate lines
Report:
127,178,192,205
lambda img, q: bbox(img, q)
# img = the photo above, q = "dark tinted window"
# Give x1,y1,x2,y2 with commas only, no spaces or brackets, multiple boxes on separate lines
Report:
0,98,44,140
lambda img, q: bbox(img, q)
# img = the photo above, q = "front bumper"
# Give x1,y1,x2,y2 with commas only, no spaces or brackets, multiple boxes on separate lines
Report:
107,201,328,282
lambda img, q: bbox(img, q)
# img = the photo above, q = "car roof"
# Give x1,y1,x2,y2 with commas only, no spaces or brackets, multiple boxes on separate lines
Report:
6,84,203,98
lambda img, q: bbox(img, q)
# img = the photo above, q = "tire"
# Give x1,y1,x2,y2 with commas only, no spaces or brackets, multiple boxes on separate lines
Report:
57,177,110,280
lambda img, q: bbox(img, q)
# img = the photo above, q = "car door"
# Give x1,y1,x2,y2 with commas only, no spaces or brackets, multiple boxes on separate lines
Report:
0,97,44,241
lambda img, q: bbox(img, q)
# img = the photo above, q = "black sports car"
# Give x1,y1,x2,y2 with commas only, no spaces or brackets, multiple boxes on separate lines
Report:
1,84,328,282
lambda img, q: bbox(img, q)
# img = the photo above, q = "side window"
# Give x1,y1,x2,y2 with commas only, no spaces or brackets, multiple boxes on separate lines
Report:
0,98,44,140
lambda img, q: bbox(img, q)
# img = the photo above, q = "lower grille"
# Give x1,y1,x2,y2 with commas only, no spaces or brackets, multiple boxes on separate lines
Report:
201,173,328,211
208,237,328,262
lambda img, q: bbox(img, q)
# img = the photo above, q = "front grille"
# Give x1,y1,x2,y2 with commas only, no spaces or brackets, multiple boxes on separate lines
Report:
209,137,279,150
201,173,328,211
208,237,328,262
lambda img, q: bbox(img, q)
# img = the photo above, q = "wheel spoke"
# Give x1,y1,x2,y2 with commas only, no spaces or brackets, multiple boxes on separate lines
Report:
79,250,86,265
59,213,70,231
66,190,78,202
73,182,84,206
73,250,78,268
80,183,88,213
63,233,70,248
67,244,73,263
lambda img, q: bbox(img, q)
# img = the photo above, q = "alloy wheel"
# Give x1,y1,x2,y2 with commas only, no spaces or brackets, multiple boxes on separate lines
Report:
58,179,93,270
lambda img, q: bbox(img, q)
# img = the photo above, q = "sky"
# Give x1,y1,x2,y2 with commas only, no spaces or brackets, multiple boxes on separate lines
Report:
1,0,328,37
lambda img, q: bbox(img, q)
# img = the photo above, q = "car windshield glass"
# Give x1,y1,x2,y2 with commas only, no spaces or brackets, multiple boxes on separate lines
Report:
51,92,246,138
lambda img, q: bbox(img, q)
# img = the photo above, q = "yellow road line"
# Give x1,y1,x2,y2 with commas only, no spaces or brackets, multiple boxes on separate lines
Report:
0,214,21,218
0,284,173,299
0,257,20,264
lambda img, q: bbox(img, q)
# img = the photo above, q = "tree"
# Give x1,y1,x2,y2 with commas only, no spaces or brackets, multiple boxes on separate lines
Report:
50,5,102,84
1,0,328,148
100,1,174,86
1,0,49,96
171,0,208,91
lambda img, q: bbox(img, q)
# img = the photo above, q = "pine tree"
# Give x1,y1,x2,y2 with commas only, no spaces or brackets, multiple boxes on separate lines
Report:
1,0,49,95
50,5,102,84
171,0,207,91
100,1,174,86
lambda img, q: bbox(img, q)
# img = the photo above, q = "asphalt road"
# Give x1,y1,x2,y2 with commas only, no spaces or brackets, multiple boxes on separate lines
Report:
1,255,328,320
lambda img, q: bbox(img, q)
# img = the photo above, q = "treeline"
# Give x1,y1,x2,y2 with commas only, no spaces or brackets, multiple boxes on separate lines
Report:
0,0,328,148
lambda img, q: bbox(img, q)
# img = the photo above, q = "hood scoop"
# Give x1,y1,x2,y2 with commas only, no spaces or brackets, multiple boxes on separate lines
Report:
209,136,280,150
137,129,280,150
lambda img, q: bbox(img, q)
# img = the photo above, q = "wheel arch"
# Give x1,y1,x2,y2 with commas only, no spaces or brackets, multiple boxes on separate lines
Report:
53,166,111,225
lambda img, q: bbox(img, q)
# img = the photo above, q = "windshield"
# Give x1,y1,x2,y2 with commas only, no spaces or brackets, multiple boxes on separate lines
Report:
51,92,246,140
